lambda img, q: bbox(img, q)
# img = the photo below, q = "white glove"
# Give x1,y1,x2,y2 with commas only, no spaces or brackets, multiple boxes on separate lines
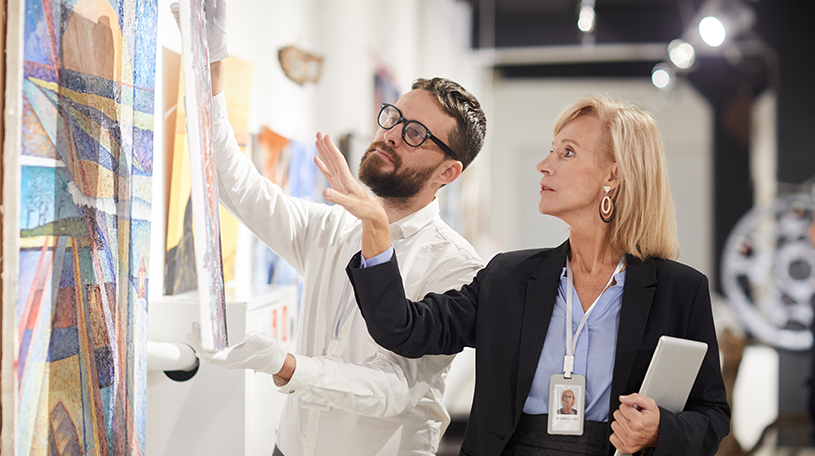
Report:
170,1,180,28
187,322,286,374
205,0,229,62
169,0,229,63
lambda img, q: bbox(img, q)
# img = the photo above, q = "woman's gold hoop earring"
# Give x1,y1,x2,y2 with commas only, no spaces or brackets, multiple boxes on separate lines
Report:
599,186,616,223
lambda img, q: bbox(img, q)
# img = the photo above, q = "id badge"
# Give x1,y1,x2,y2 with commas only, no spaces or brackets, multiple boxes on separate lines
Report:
547,374,585,435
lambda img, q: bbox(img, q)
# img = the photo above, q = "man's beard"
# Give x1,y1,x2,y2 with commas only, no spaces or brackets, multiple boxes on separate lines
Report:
358,141,439,202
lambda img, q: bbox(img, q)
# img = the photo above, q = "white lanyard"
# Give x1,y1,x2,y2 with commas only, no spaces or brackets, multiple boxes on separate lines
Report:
563,255,625,378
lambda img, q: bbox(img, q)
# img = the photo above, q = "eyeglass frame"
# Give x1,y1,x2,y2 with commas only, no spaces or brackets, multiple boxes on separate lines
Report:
377,103,459,162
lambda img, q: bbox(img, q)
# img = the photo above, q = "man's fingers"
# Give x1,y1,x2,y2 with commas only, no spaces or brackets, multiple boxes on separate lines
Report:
316,133,347,174
315,134,341,174
314,156,333,180
315,132,365,199
314,154,349,195
323,188,354,207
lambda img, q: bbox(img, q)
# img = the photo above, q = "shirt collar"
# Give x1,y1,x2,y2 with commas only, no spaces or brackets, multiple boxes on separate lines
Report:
388,198,440,242
559,265,627,287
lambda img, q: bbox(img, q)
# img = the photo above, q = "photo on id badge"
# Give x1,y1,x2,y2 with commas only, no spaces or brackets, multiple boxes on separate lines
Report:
550,384,582,433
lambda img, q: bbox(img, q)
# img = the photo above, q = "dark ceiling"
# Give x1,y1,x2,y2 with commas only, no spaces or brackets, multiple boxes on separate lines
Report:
463,0,814,183
465,0,700,48
463,0,812,80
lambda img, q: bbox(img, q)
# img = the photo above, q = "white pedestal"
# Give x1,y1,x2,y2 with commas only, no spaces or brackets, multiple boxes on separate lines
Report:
146,285,298,456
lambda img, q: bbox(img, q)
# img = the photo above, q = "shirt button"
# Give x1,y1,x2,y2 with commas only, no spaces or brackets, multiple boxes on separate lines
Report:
311,411,318,418
340,327,348,334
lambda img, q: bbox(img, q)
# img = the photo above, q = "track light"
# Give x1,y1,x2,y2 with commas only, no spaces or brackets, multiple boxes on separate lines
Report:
578,6,595,32
577,0,596,33
668,39,696,69
651,63,676,91
699,16,726,47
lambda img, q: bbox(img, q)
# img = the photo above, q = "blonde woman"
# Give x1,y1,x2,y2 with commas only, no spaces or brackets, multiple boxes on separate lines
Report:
315,96,730,456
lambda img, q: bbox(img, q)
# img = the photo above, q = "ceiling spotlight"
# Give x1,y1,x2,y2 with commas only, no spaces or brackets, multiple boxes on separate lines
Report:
699,16,726,47
668,39,695,69
651,63,676,91
578,6,595,32
577,0,596,33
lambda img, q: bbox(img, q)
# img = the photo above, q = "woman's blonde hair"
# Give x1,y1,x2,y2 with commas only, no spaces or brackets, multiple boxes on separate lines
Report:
553,96,680,260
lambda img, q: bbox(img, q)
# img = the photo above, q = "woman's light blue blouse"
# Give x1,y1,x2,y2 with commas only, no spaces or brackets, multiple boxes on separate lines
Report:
522,267,627,421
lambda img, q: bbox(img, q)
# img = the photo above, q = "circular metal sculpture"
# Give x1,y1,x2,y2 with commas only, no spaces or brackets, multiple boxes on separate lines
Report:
721,194,815,351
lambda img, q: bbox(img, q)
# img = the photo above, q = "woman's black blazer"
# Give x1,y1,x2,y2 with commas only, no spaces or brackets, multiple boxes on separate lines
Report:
347,240,730,456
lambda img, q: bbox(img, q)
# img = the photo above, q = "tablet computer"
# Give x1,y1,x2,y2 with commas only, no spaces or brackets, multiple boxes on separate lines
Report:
613,335,708,456
639,335,708,413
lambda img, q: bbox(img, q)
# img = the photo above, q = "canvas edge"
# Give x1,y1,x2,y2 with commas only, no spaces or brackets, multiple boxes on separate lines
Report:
1,0,24,452
178,0,227,351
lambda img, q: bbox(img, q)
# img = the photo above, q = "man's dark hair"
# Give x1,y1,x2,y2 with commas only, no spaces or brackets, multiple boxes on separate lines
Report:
411,78,486,170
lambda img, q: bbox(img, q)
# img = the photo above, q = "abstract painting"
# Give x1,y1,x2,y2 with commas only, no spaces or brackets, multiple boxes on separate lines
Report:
164,52,252,295
374,66,399,121
177,0,228,351
3,0,157,453
250,127,289,286
247,128,328,313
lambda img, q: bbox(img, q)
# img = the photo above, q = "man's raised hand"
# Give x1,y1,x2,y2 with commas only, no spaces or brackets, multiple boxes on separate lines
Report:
314,132,391,258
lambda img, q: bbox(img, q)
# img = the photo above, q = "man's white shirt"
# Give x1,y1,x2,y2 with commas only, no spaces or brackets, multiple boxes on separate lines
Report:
211,91,484,456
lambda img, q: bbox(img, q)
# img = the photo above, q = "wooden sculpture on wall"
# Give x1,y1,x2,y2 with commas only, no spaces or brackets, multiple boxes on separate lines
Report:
278,45,323,85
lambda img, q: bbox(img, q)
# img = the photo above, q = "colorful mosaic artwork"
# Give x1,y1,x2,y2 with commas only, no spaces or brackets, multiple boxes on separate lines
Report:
13,0,157,454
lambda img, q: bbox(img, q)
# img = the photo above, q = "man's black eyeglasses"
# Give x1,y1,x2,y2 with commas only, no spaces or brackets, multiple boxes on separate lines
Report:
377,103,459,162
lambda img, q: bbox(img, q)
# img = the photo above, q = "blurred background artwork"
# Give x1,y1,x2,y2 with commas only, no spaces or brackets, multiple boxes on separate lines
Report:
722,190,815,352
374,66,399,121
163,52,253,297
6,0,158,453
249,127,290,287
716,182,815,455
278,45,323,86
248,132,326,308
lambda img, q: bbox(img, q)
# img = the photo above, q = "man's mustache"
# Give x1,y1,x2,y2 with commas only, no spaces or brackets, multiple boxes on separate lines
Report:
363,141,400,166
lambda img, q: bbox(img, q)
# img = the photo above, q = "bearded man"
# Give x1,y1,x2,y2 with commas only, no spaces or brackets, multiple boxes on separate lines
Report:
185,2,488,454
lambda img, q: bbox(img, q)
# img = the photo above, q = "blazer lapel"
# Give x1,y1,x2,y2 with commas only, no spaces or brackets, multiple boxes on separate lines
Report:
514,240,570,421
609,255,657,419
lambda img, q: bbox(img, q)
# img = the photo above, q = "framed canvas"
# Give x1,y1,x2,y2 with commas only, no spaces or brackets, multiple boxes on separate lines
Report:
177,0,228,351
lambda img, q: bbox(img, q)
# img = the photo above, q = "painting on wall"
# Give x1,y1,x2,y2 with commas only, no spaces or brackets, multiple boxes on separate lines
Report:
164,52,253,296
250,127,290,286
177,0,228,351
248,128,327,310
374,66,400,122
2,0,158,453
